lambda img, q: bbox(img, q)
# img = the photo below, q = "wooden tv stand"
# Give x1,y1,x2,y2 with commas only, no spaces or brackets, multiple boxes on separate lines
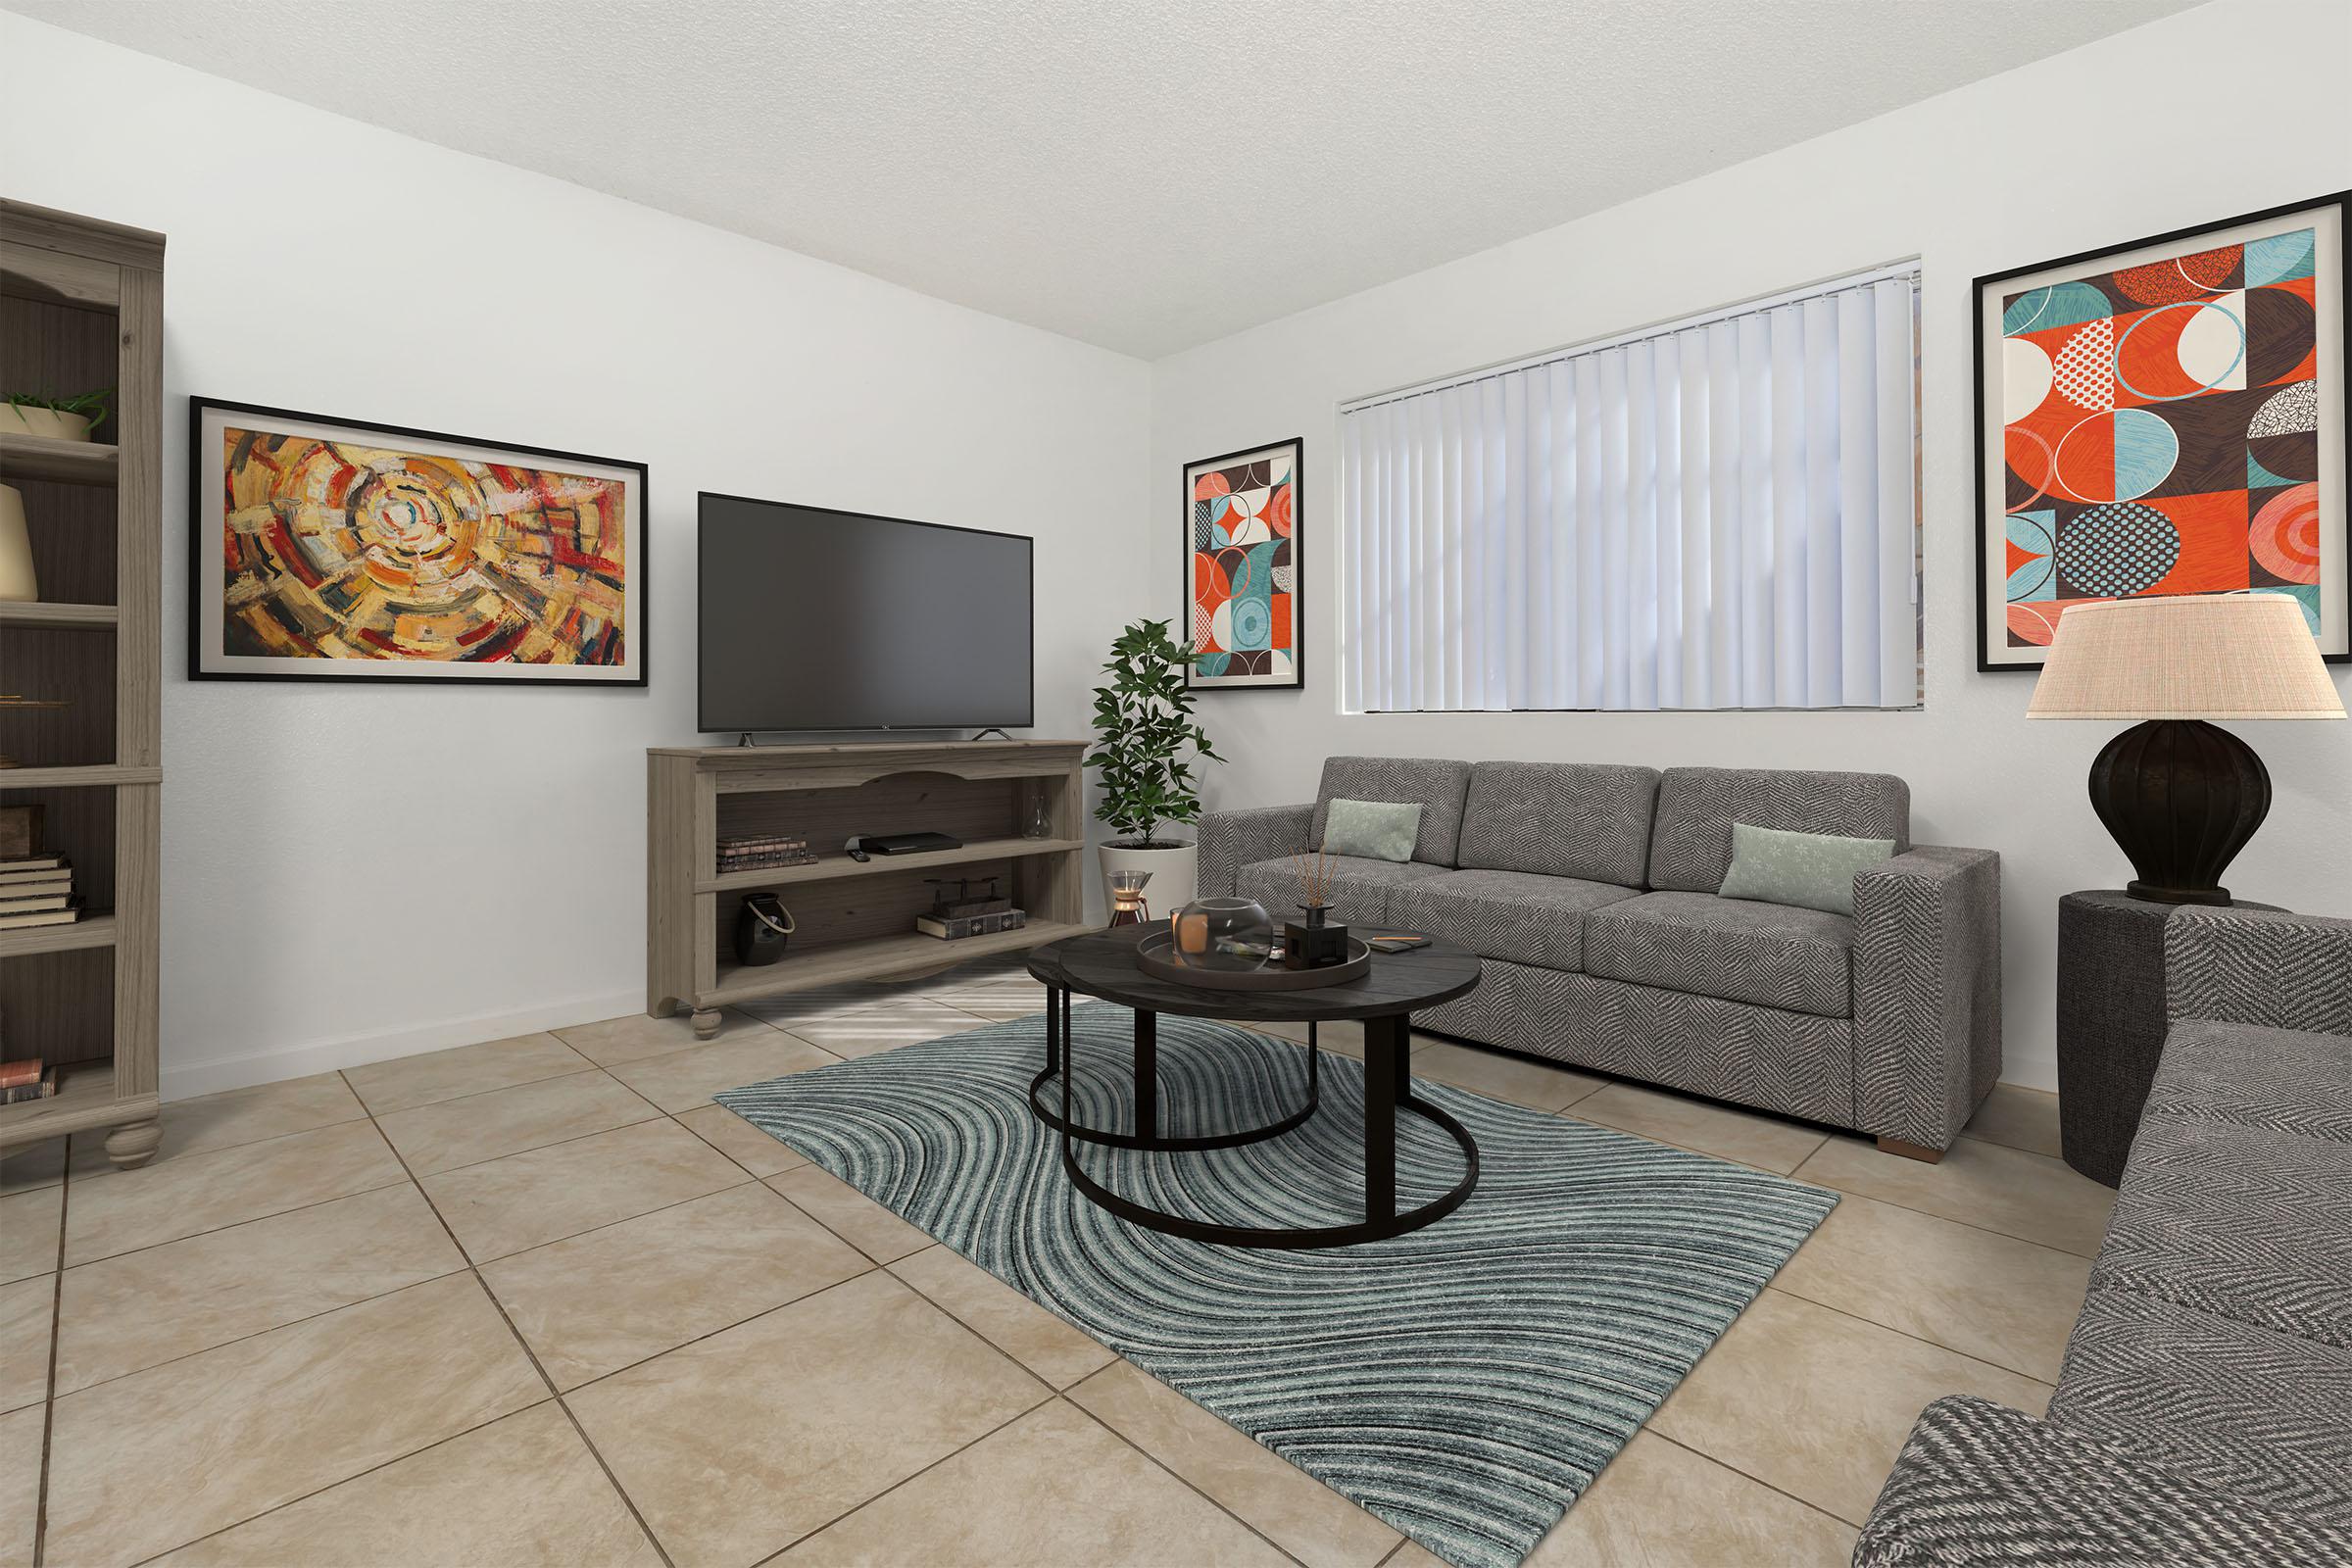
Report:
646,740,1090,1038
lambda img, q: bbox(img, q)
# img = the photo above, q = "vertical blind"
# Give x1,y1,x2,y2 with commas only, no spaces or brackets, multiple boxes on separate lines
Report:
1340,269,1920,712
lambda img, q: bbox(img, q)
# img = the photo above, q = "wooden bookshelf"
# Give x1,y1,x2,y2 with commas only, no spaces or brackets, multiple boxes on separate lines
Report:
648,741,1090,1037
0,201,165,1170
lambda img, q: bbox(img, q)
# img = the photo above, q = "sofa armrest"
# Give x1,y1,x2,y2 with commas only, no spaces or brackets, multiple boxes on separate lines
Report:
2165,906,2352,1038
1852,845,2001,1150
1857,1396,2352,1567
1196,804,1314,900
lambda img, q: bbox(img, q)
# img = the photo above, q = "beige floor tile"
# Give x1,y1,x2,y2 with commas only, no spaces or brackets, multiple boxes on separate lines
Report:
1570,1082,1829,1173
63,1119,407,1267
1385,1546,1446,1568
776,1396,1290,1567
1964,1082,2064,1158
769,1165,933,1263
420,1117,747,1262
1525,1429,1855,1567
1,1402,40,1567
152,1071,369,1160
1249,1016,1367,1058
891,1245,1114,1390
784,996,991,1059
44,1272,546,1567
375,1069,659,1175
609,1031,839,1112
1413,1041,1606,1110
675,1101,808,1176
54,1182,465,1396
343,1031,593,1114
1649,1290,2050,1527
733,982,896,1029
0,1272,53,1412
567,1269,1049,1568
1794,1133,2117,1256
928,964,1052,1020
149,1402,661,1567
1069,1359,1399,1568
0,1183,61,1283
0,1137,67,1196
556,1005,776,1066
484,1183,869,1390
1772,1194,2092,1384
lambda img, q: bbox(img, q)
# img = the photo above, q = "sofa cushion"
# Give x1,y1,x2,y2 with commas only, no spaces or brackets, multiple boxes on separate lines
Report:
1584,890,1854,1017
1320,798,1421,862
2051,1288,2352,1528
1382,869,1642,971
2141,1017,2352,1144
1237,854,1444,929
1311,757,1472,866
1454,760,1660,887
1647,767,1909,894
2095,1114,2352,1349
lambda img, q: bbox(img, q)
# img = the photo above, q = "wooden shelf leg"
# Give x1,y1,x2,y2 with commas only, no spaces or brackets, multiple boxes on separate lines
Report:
690,1007,723,1041
105,1117,162,1170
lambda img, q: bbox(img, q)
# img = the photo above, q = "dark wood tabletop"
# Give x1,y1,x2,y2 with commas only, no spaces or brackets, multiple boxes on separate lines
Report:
1027,924,1481,1022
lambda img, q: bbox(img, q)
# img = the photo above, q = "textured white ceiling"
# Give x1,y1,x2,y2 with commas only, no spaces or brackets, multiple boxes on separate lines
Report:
7,0,2199,357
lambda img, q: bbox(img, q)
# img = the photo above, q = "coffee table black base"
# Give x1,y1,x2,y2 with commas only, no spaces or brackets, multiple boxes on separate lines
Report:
1035,986,1481,1250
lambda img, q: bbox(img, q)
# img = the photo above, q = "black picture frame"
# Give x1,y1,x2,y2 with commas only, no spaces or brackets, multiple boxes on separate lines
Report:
1182,436,1305,692
187,397,650,686
1971,190,2351,671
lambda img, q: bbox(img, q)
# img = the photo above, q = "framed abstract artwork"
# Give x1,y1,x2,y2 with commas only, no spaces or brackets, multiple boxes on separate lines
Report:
1184,437,1302,690
1975,191,2349,669
190,399,647,684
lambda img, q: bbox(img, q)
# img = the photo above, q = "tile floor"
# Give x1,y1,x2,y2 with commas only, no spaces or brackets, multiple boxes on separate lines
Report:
1,961,2113,1567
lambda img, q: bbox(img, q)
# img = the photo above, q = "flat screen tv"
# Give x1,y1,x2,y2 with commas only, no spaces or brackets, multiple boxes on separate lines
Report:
698,494,1034,733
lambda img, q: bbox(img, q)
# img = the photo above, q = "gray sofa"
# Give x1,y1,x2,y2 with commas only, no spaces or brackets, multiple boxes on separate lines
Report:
1198,756,2001,1157
1857,906,2352,1566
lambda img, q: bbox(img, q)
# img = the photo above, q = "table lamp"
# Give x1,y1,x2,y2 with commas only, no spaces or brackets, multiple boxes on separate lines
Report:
2028,595,2344,906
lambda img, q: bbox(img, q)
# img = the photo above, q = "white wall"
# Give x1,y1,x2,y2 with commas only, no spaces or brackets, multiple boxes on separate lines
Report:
1151,0,2352,1090
1,16,1153,1099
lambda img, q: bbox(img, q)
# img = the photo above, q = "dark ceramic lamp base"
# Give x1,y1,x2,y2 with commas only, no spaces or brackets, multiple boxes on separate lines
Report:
2087,718,2271,906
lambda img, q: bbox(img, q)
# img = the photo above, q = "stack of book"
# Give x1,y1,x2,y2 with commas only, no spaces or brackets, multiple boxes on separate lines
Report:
0,854,76,931
1,1057,59,1104
717,834,818,873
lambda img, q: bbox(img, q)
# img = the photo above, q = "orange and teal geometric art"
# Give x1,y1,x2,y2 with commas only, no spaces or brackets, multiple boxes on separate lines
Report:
1994,216,2332,659
1185,438,1302,689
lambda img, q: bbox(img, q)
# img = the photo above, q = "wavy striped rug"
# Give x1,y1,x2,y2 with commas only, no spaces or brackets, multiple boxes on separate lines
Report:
717,1004,1836,1568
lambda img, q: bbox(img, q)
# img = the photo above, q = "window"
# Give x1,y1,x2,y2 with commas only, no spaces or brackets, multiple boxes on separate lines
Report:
1339,266,1921,712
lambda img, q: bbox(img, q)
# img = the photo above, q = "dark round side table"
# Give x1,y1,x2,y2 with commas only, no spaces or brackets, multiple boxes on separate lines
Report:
2056,889,2283,1186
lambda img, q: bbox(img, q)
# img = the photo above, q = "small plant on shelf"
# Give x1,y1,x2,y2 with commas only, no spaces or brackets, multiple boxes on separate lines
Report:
1,388,113,442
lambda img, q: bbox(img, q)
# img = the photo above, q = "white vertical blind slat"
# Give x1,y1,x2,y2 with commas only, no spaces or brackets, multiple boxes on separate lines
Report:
1334,269,1918,715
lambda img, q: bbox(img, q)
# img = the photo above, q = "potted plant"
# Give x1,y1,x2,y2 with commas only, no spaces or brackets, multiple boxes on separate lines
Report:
1088,617,1219,921
1,389,112,443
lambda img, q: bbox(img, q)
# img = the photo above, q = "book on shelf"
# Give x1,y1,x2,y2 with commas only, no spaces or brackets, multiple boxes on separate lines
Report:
0,903,79,931
0,856,70,886
915,908,1027,941
0,1059,59,1104
0,893,71,913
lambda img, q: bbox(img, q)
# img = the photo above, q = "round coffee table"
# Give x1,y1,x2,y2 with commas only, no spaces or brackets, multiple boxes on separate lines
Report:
1024,925,1482,1250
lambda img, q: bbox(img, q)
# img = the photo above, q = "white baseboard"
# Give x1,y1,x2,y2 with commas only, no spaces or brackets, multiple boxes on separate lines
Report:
1998,1053,2058,1094
160,990,645,1102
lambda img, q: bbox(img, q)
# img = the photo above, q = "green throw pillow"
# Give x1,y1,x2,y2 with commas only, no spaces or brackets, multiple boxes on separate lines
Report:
1322,799,1422,863
1718,822,1895,916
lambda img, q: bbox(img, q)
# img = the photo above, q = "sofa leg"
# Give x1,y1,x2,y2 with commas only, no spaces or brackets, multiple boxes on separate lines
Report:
1876,1135,1945,1163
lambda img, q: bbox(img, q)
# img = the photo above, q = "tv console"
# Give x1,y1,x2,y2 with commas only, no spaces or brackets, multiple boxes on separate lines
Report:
646,739,1089,1038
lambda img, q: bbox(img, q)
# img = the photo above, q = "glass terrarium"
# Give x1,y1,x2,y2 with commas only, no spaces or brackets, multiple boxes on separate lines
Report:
1170,897,1277,973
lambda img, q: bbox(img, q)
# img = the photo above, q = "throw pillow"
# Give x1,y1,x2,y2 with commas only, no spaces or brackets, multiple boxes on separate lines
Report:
1718,822,1895,916
1322,799,1422,863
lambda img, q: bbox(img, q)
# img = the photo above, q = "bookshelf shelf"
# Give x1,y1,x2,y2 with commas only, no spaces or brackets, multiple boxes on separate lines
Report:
708,918,1092,1006
0,199,164,1170
698,836,1085,894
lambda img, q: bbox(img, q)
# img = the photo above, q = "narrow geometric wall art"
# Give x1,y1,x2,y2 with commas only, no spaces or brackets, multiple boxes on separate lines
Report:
1184,438,1303,690
1974,193,2348,668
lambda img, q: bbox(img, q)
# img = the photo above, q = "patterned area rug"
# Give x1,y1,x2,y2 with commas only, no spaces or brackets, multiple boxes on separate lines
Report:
718,1004,1836,1568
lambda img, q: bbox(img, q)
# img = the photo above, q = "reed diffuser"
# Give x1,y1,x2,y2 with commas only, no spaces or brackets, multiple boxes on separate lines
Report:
1283,849,1350,970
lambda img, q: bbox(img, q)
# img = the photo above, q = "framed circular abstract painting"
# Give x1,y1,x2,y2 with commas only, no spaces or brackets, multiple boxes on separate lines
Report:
1973,191,2348,669
1184,437,1302,690
190,398,647,685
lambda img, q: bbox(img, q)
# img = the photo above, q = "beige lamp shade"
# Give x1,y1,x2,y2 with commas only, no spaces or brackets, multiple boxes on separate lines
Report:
2027,596,2344,720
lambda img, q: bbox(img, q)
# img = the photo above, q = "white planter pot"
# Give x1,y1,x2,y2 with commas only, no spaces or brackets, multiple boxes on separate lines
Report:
1098,840,1197,924
0,485,34,603
0,405,94,442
